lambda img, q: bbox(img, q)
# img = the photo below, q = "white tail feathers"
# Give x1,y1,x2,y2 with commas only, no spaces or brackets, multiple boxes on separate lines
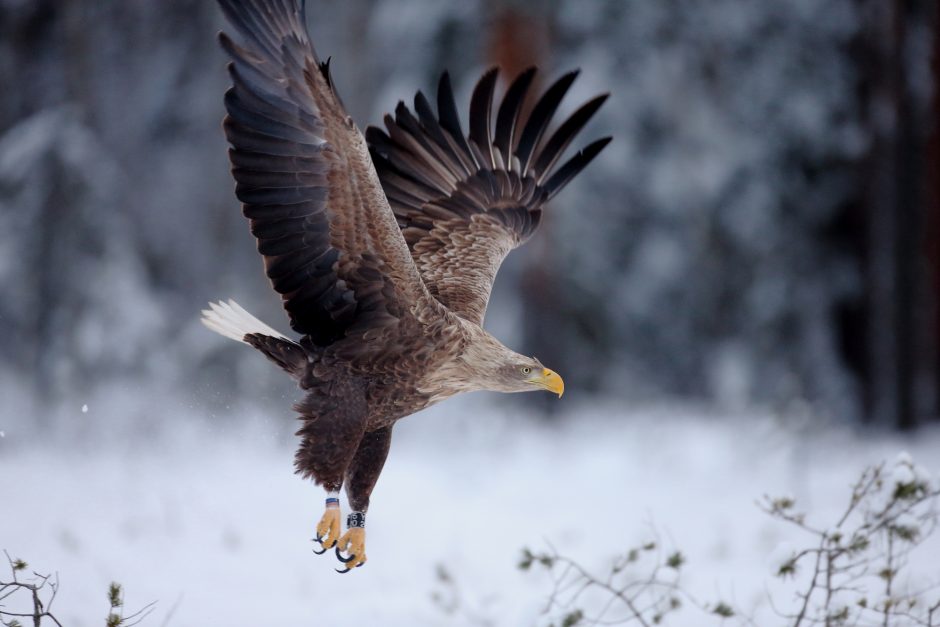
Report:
201,299,289,344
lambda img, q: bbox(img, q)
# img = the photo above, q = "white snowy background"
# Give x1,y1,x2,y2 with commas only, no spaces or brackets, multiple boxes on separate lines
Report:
1,0,938,625
2,393,939,626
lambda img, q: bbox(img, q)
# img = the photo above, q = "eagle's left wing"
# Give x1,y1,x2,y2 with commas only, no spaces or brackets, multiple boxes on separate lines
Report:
367,68,610,326
216,0,443,363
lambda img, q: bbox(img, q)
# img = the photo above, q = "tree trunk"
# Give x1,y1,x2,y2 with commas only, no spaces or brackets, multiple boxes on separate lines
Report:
856,0,936,428
485,1,565,413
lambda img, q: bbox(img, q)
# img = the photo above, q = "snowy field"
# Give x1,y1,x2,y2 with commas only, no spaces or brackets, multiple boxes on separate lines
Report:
2,395,939,626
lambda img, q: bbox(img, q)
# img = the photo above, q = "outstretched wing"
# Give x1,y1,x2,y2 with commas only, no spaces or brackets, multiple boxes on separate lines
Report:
217,0,437,357
367,68,611,325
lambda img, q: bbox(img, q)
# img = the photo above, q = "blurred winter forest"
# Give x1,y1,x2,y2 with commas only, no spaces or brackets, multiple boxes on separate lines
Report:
3,1,940,625
1,0,938,432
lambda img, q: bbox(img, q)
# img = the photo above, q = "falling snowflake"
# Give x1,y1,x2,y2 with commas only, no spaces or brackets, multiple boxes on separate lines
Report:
81,404,89,414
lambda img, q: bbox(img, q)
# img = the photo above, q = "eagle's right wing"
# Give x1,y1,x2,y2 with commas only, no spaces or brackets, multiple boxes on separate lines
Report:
367,68,610,326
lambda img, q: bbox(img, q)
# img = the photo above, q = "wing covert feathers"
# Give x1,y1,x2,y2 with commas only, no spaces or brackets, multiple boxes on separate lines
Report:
368,67,610,324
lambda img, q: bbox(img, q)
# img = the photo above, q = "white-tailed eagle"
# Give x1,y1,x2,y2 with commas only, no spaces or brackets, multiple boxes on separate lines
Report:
203,0,610,572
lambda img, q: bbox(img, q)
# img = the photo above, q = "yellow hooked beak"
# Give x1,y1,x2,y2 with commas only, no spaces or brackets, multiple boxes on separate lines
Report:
531,367,565,398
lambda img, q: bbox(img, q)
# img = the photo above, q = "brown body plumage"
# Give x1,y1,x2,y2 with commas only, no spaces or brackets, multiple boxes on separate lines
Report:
203,0,609,567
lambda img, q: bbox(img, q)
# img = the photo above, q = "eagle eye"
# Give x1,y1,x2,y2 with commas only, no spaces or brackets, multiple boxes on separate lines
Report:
522,366,531,375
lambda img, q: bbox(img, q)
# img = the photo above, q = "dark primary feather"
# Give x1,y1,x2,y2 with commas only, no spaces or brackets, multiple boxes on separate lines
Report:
493,68,536,164
436,72,475,164
515,71,579,175
469,68,499,169
544,136,613,200
533,94,609,182
368,67,611,325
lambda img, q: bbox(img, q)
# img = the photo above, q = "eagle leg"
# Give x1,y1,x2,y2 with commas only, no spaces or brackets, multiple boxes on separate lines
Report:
293,378,369,558
331,426,393,572
312,497,342,553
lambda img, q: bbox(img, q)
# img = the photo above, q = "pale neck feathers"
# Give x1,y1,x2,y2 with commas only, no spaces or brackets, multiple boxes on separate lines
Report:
418,319,522,403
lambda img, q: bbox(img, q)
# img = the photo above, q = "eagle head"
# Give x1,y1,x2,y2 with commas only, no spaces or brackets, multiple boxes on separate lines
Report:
496,358,565,397
456,327,565,398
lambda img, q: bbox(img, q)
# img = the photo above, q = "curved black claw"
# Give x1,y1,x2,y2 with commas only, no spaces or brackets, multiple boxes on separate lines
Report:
334,562,365,575
335,546,356,563
311,535,327,555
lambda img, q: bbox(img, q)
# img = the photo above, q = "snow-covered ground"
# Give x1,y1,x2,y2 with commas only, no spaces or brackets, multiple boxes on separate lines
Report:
2,396,938,626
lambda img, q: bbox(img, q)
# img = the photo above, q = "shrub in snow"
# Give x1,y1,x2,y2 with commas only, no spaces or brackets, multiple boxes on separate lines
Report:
520,456,939,626
518,537,734,625
759,456,939,625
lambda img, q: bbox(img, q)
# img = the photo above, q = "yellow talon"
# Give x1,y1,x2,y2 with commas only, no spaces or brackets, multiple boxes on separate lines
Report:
315,507,342,549
335,527,367,570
